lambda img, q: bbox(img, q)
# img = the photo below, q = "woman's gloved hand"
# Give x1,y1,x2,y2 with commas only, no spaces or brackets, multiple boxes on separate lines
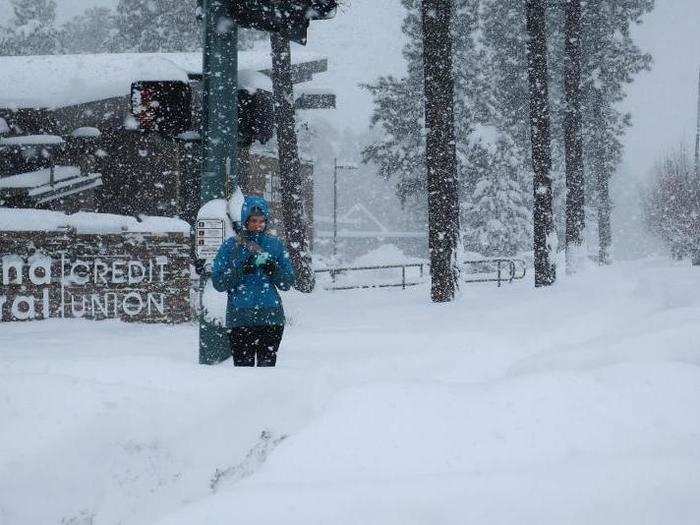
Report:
253,252,272,268
243,252,277,275
262,258,277,276
252,252,276,276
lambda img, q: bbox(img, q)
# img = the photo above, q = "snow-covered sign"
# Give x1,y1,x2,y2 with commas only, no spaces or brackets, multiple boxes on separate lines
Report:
0,209,191,323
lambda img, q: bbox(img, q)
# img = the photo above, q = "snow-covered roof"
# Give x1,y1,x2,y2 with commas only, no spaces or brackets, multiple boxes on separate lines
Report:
0,208,191,234
71,127,101,138
0,45,326,109
0,166,80,189
0,135,65,146
29,174,103,205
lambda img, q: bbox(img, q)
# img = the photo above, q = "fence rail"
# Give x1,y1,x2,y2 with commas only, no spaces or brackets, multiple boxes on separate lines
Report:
314,263,425,291
190,259,527,306
462,258,527,287
314,259,528,291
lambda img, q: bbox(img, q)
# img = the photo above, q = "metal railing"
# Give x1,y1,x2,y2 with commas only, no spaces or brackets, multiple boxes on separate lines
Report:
314,263,425,291
188,259,525,305
462,258,527,287
314,259,527,291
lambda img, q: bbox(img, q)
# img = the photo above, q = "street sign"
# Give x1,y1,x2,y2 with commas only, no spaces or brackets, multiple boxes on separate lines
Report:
196,218,225,261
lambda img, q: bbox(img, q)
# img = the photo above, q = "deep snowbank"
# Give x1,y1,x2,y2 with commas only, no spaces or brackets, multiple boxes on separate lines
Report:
1,258,699,524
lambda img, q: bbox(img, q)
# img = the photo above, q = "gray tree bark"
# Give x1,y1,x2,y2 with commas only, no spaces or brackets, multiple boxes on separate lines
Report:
596,164,612,265
421,0,459,303
526,0,556,287
270,33,315,292
564,0,586,273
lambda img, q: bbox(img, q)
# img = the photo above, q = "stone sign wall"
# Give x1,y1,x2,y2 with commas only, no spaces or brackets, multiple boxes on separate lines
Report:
0,229,191,323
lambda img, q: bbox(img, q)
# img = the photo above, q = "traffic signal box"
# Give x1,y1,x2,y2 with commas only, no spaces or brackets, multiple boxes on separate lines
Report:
229,0,337,45
237,89,274,147
131,81,192,135
131,82,273,147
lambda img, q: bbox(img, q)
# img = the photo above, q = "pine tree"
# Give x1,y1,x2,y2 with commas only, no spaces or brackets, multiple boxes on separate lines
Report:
58,8,114,54
481,0,653,266
110,0,200,52
363,0,489,233
109,0,264,53
362,74,425,206
463,135,531,256
0,0,59,56
577,0,654,264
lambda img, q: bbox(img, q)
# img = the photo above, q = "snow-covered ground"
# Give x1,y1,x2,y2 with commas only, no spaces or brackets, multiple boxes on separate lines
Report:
1,257,699,524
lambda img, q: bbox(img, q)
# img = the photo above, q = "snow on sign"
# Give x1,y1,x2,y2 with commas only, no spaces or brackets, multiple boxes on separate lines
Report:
196,218,225,261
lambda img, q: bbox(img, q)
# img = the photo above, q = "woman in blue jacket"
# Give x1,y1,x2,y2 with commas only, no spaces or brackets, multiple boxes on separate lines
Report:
212,196,296,366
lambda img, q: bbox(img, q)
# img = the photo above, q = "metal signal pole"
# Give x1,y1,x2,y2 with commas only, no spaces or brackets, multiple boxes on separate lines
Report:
695,68,699,179
199,0,239,364
332,159,358,260
693,68,700,266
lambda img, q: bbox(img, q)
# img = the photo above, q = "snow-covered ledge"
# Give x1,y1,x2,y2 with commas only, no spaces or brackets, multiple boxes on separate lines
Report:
0,208,191,235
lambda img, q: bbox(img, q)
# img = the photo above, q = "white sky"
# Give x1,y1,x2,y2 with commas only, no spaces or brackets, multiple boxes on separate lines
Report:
622,0,700,180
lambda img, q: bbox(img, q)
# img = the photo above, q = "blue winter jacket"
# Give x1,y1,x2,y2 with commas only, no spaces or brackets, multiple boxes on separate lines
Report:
212,196,296,327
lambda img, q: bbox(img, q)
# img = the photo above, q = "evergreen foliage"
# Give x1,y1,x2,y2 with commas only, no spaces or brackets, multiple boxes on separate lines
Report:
462,135,531,256
109,0,202,53
0,0,266,56
362,75,425,204
0,0,60,56
58,8,114,55
363,0,511,255
109,0,264,53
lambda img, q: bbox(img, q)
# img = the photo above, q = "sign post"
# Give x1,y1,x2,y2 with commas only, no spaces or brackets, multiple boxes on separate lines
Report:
199,0,238,365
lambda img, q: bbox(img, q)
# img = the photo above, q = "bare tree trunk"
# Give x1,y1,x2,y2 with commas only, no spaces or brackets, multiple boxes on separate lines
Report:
270,33,315,292
564,0,585,274
422,0,459,303
526,0,556,287
597,166,612,265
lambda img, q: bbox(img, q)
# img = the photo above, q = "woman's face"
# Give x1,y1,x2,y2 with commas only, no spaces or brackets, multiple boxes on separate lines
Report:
247,215,266,233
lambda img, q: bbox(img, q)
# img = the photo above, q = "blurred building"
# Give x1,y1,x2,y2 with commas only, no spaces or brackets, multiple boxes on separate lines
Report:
0,47,332,243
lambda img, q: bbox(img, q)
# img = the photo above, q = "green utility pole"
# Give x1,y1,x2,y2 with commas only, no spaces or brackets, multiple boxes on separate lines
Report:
199,0,238,364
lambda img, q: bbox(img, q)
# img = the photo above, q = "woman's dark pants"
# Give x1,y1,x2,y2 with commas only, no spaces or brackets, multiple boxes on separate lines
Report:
229,325,284,367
